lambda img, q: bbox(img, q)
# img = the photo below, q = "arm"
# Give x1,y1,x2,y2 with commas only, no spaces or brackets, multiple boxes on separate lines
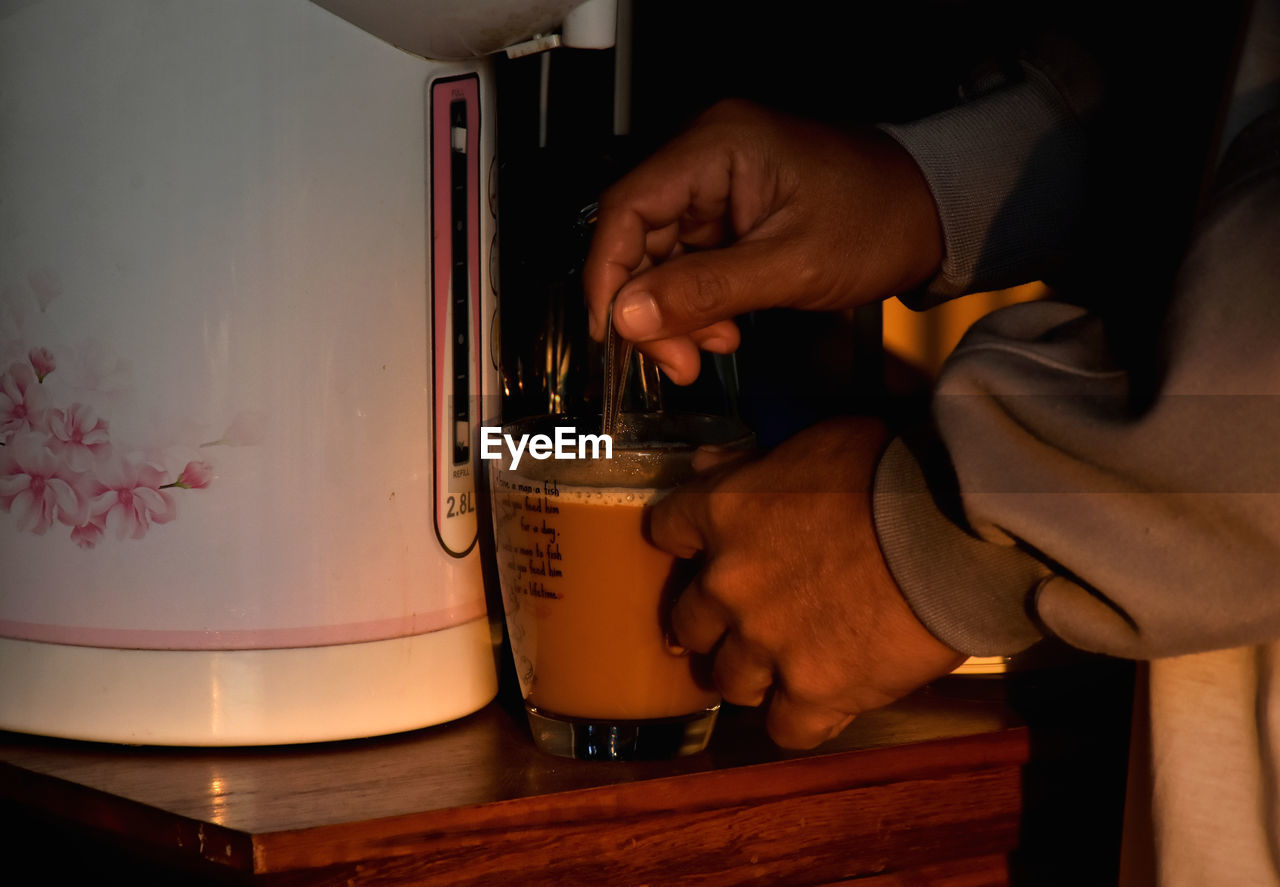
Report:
635,52,1099,745
877,34,1098,304
880,115,1280,659
583,32,1101,384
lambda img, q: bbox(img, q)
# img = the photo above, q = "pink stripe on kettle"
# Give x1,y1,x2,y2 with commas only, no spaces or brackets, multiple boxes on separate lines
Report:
0,600,488,651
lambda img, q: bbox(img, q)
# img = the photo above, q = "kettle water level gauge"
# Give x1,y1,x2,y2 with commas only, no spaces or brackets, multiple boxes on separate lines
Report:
431,75,483,557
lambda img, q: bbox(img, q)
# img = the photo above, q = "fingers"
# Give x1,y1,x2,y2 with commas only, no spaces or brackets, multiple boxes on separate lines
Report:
669,585,858,742
665,569,774,707
583,144,735,340
666,572,730,655
585,100,946,352
691,320,741,354
627,319,740,387
607,240,804,343
648,479,720,651
631,336,703,386
582,101,781,343
711,632,774,707
765,688,857,749
646,484,710,560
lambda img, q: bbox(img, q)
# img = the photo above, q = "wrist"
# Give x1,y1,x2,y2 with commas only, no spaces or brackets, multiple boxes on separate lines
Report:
863,127,945,294
871,436,1048,656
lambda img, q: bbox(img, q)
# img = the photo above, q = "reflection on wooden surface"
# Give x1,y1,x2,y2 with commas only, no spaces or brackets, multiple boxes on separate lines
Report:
0,660,1132,886
0,681,1017,832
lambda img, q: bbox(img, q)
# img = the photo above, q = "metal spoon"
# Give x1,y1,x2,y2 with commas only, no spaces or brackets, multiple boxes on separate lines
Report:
602,300,633,437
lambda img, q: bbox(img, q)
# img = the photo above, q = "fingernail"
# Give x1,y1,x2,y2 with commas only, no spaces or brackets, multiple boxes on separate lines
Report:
664,632,689,656
615,290,663,338
588,311,602,341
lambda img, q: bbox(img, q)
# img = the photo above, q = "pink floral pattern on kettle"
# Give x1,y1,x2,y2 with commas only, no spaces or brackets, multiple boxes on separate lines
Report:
0,346,213,549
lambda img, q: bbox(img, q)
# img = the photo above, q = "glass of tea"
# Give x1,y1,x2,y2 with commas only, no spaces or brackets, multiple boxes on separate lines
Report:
488,412,750,760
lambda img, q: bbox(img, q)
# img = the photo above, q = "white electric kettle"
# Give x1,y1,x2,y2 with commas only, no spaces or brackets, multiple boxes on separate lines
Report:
0,0,613,745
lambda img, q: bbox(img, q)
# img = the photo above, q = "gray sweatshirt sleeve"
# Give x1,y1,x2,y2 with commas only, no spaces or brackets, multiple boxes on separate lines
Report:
873,110,1280,660
878,38,1098,303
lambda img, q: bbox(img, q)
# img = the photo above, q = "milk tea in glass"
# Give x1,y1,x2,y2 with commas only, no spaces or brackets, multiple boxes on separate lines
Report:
489,413,749,760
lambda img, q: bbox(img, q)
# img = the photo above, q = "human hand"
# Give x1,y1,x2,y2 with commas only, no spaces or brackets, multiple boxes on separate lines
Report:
584,99,943,384
649,417,964,748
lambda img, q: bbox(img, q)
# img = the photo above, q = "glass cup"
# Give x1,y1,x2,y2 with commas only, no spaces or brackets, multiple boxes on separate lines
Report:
488,412,750,760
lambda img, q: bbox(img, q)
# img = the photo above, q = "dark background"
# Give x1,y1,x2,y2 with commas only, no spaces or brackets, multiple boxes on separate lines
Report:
494,0,1248,435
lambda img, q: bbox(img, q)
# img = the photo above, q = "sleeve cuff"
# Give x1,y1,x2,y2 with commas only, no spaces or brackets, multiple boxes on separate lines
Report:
872,436,1048,656
878,62,1088,306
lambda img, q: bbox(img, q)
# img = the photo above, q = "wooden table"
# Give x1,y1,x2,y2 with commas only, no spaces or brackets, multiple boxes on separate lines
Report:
0,659,1132,886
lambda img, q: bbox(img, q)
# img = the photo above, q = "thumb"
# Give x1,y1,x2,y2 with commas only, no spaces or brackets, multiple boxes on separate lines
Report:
611,239,809,342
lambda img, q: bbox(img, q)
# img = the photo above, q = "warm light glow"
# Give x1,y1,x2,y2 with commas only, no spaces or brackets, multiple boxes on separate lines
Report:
208,774,228,826
882,285,1048,678
883,282,1049,385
